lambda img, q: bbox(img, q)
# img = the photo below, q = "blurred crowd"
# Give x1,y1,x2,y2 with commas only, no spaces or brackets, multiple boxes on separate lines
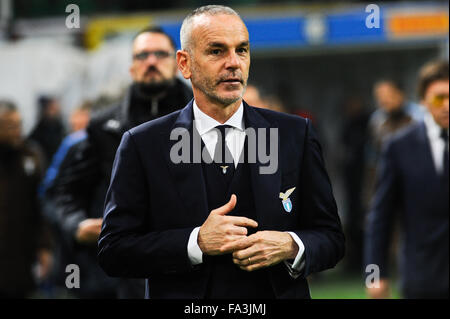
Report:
0,23,448,299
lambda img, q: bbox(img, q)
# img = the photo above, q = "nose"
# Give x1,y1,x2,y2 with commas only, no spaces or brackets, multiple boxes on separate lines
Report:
144,53,159,65
225,51,240,70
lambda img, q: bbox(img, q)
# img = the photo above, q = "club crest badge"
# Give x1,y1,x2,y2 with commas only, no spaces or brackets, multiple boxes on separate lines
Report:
279,187,296,213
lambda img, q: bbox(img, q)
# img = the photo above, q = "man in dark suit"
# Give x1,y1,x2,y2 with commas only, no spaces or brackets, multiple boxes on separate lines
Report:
365,60,449,299
98,5,345,299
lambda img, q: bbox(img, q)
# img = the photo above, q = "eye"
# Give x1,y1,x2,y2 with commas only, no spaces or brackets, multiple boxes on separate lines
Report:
210,49,222,55
237,47,248,54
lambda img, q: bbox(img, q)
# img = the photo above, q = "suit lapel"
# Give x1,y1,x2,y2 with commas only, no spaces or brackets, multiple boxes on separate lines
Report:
243,103,281,229
416,122,440,180
161,101,209,223
161,101,282,226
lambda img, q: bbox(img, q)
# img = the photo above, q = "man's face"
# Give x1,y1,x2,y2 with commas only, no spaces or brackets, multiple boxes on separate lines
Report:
70,109,90,133
374,82,405,113
181,14,250,107
422,79,449,129
130,32,178,85
0,111,22,147
45,100,61,119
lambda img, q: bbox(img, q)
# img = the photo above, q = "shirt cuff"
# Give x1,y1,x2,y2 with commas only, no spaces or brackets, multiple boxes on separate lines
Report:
188,226,203,265
284,232,306,278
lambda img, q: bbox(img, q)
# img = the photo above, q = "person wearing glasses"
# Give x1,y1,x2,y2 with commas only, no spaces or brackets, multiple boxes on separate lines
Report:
365,60,449,299
44,26,192,298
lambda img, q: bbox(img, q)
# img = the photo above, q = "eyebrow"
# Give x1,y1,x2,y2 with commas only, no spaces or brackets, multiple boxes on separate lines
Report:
206,41,250,48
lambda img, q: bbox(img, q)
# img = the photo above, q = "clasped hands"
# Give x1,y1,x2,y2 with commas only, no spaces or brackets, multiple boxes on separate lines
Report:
198,194,299,272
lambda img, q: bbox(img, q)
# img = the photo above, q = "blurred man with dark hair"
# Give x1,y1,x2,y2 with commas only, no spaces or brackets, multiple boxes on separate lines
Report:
45,26,192,298
29,96,65,166
365,60,449,299
0,100,52,298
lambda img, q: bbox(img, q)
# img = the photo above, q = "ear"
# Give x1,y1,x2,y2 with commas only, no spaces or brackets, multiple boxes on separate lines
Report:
177,50,191,80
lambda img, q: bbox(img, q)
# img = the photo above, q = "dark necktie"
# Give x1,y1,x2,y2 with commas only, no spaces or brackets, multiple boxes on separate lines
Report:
213,125,235,178
440,128,449,179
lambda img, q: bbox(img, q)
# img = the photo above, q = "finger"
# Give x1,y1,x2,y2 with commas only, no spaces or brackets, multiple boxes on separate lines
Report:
220,237,253,253
238,261,268,272
212,194,237,216
232,245,259,260
232,254,263,266
226,216,258,228
219,235,247,254
228,226,248,236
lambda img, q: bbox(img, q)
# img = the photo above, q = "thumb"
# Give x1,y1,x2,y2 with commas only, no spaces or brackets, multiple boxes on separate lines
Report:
212,194,237,215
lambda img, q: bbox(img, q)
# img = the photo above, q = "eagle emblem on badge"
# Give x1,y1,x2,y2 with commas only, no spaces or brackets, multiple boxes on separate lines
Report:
279,187,296,213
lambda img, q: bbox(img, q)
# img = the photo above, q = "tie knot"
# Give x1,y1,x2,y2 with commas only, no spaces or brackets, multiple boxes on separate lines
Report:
440,129,449,142
214,125,233,138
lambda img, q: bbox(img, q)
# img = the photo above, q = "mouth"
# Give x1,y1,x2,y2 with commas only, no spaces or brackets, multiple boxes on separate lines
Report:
145,67,162,77
220,78,242,85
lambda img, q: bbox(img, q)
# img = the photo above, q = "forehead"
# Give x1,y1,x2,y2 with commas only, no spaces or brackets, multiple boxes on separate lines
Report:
426,79,449,95
192,14,249,48
376,83,397,92
133,32,174,53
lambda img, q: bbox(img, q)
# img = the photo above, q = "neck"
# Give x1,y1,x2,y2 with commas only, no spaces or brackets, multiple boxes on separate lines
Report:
194,95,241,124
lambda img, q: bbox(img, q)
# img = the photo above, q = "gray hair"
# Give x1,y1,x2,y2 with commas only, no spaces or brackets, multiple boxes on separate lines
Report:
180,5,241,52
0,100,17,116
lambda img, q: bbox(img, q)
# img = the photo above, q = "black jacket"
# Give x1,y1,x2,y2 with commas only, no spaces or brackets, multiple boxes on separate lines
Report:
47,79,193,298
98,101,345,299
365,122,448,298
0,142,51,297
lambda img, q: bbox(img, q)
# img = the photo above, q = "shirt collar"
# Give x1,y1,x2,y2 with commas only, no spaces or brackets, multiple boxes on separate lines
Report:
424,111,446,140
193,100,244,136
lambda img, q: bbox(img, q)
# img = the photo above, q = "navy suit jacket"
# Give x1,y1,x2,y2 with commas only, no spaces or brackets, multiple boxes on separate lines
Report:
98,101,345,299
365,122,449,297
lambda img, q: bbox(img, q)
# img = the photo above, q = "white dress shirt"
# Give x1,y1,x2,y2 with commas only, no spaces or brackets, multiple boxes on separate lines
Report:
187,100,305,277
424,113,449,175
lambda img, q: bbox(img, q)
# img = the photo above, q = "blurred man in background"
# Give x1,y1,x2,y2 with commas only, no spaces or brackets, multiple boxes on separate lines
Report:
69,102,91,133
243,84,286,113
365,60,449,299
368,80,420,152
362,80,420,239
45,26,192,298
0,100,52,298
28,96,65,167
37,102,92,298
243,84,264,107
339,95,371,273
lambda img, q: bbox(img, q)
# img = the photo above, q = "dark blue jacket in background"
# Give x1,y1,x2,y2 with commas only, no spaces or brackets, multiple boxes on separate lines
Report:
365,122,449,298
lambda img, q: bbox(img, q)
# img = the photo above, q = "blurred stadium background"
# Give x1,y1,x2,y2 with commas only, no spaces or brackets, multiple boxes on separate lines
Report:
0,0,448,299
